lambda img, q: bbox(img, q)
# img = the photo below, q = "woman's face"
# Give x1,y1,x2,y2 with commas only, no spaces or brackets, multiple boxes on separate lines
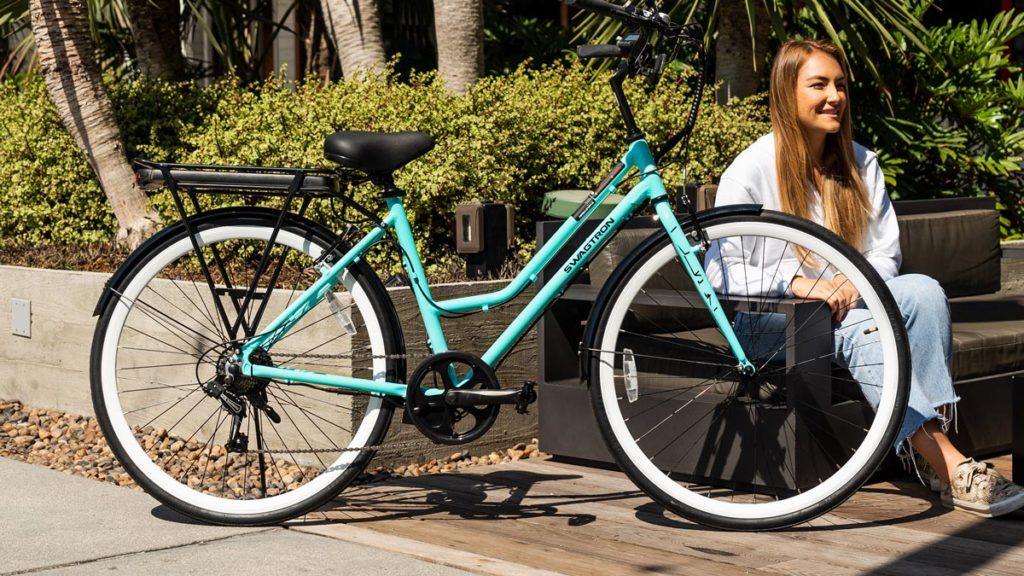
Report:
795,50,847,137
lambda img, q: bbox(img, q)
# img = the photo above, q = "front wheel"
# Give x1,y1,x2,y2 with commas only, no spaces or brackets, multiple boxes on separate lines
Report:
91,209,404,525
587,211,910,530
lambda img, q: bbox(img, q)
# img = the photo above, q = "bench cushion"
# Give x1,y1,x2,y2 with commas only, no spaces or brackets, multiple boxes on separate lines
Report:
950,294,1024,380
898,209,1000,298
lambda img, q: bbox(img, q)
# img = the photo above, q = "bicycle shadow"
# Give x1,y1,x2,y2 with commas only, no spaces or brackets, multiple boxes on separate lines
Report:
285,468,645,527
150,461,1024,535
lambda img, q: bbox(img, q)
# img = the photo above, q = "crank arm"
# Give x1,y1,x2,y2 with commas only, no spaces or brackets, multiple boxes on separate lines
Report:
444,389,522,407
444,381,537,414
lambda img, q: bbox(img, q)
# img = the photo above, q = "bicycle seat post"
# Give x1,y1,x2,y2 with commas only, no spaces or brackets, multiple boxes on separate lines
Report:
370,172,404,198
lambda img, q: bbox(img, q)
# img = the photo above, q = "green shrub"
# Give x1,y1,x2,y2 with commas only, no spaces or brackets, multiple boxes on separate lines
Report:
173,64,769,271
0,75,222,244
108,76,226,162
0,76,115,243
809,6,1024,235
0,63,770,269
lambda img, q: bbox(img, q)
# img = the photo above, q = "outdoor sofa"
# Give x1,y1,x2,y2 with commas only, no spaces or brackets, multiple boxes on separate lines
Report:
536,192,1024,486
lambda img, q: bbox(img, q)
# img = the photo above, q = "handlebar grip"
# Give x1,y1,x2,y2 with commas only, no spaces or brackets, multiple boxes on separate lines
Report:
577,44,626,59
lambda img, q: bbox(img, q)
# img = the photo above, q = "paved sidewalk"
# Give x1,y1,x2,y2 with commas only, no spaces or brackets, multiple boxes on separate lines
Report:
0,458,477,575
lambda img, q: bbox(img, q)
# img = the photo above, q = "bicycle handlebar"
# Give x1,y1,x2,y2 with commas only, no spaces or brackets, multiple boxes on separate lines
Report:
577,44,627,59
565,0,657,30
567,0,707,164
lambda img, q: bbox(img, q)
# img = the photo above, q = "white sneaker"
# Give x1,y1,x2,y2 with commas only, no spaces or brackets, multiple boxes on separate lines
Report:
942,459,1024,518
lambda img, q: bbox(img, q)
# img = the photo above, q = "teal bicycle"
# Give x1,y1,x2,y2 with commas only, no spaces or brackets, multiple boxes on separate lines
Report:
90,0,910,531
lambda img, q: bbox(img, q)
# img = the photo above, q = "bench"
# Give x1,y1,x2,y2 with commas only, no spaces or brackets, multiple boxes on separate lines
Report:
536,193,1024,484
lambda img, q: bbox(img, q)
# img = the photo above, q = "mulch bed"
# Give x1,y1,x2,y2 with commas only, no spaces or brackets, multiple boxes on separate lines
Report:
0,399,546,497
0,241,130,273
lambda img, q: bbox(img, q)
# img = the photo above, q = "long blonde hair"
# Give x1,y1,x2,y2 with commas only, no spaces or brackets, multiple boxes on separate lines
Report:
769,40,871,250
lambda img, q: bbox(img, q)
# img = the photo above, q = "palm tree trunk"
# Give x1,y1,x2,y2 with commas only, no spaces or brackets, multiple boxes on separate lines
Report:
320,0,386,78
29,0,160,247
298,1,339,83
715,0,769,103
126,0,186,80
433,0,483,94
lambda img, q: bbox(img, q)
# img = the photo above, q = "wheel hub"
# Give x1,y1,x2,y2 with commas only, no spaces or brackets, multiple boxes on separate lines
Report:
215,347,273,395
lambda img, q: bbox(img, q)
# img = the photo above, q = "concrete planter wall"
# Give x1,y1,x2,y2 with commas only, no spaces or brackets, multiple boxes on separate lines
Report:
0,265,538,467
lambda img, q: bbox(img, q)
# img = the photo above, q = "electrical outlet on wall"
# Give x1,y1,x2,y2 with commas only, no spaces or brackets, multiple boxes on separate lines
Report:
11,298,31,338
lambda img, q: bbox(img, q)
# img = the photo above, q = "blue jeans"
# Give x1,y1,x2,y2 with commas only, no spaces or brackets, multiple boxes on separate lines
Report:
735,273,958,451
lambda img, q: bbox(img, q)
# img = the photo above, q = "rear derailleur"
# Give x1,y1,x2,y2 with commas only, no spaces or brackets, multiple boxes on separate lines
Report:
201,347,282,453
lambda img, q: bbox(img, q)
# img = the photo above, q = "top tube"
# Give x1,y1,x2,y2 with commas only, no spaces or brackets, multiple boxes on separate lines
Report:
437,139,660,315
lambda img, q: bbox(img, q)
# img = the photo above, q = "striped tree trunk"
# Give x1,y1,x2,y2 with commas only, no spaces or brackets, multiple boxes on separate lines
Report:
433,0,484,94
29,0,160,247
320,0,386,78
126,0,186,81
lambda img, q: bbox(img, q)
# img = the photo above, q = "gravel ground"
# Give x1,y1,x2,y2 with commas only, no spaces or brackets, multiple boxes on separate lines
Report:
0,399,547,496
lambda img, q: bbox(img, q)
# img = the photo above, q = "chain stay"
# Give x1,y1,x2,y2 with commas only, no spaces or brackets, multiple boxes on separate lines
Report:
248,438,432,455
249,349,427,455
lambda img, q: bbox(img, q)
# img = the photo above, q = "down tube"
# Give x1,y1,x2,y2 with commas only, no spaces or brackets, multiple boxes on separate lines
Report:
479,185,649,368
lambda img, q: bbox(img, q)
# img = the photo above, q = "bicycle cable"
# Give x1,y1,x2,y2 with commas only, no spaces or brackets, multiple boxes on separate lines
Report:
389,239,482,319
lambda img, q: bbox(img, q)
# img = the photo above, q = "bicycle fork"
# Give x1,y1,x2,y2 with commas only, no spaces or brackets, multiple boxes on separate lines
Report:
651,194,756,377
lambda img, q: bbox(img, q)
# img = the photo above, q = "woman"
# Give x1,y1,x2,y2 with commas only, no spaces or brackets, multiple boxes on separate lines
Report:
710,39,1024,517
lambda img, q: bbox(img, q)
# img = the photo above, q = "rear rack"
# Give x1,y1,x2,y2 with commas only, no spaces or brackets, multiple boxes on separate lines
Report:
134,159,342,197
135,158,385,260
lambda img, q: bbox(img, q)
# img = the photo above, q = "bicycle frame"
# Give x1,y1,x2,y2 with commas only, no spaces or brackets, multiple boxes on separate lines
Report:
239,138,755,395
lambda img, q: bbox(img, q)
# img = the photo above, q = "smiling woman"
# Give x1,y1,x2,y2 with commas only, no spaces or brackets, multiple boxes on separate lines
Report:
768,40,873,268
710,38,1024,519
793,52,845,148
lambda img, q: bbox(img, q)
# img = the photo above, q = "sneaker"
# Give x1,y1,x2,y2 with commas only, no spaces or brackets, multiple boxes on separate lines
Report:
941,458,1024,517
912,452,944,493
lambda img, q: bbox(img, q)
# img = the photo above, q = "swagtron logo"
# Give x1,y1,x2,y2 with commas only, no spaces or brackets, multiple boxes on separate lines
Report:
563,216,615,274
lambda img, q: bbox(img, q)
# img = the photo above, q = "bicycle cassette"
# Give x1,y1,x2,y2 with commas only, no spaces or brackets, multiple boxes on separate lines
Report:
405,351,501,445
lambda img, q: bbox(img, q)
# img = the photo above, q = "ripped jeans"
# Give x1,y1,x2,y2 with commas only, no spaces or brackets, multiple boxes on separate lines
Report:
735,273,959,453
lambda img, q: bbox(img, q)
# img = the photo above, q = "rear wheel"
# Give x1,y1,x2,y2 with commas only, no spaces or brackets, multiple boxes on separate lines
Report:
91,209,403,525
587,211,910,530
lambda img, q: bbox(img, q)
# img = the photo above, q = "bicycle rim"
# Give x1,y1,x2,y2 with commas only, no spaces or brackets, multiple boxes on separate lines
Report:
92,216,397,522
589,212,909,529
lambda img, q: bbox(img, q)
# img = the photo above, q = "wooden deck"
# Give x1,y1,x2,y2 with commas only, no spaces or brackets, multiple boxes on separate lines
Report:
290,455,1024,576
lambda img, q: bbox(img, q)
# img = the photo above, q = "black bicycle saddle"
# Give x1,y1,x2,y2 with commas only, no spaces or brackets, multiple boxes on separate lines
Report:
323,131,435,174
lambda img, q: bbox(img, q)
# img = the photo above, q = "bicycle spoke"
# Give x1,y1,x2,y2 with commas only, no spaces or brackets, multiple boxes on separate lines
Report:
267,386,339,468
591,214,907,529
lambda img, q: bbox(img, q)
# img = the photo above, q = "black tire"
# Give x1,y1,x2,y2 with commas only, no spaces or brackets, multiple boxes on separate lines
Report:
90,208,404,525
585,210,910,530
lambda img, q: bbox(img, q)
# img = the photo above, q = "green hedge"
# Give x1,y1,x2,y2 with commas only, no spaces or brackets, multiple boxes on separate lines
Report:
0,64,770,269
0,76,115,243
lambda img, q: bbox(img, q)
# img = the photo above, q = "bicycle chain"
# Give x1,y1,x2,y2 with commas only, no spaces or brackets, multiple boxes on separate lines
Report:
288,351,417,361
248,350,433,455
248,438,432,455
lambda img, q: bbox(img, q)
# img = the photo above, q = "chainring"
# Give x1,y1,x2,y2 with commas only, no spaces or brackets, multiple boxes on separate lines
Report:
405,351,501,445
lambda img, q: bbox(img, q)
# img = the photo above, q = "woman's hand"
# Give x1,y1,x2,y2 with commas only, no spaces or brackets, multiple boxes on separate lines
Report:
790,274,860,322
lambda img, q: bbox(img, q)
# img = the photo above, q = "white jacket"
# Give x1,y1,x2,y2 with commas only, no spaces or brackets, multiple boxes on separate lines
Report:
705,133,901,297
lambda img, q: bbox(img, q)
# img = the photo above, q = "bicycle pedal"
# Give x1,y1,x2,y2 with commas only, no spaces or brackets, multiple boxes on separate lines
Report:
515,381,538,415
